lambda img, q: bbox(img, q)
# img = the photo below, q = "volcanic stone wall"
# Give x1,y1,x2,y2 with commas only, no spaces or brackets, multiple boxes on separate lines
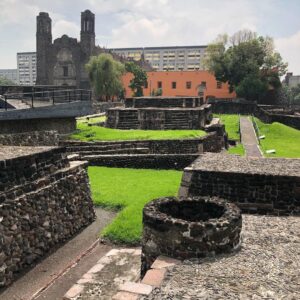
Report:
0,131,59,147
179,153,300,215
0,146,95,286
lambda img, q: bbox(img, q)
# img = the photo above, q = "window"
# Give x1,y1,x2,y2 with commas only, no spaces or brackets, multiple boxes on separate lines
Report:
217,81,222,89
144,81,148,89
158,81,162,89
186,81,192,89
63,66,68,77
172,82,177,89
201,81,207,88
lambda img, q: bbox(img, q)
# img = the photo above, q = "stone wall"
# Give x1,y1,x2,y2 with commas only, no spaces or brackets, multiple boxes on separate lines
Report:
0,131,59,146
0,146,95,286
179,153,300,215
106,105,212,130
208,99,256,115
0,117,76,134
255,106,300,130
92,101,124,113
125,97,203,108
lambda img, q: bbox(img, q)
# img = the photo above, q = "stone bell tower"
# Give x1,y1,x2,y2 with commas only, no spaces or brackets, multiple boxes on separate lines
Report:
36,12,52,85
80,10,95,57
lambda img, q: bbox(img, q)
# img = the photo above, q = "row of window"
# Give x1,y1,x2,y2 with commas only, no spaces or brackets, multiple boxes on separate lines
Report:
147,81,222,90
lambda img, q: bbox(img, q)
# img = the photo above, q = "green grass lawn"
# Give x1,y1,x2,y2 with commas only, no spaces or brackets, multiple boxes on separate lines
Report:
214,114,240,140
254,118,300,158
88,167,182,244
71,119,206,141
227,143,245,156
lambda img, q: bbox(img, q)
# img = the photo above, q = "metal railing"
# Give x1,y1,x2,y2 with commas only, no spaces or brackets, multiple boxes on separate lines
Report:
1,89,92,110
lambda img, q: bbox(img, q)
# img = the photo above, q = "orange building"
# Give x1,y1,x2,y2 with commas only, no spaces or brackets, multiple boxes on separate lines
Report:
122,71,235,99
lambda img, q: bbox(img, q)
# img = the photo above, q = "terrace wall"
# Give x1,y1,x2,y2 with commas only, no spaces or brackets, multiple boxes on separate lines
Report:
0,147,95,286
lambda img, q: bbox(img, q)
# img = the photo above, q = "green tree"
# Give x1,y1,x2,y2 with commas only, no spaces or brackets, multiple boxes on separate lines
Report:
125,62,147,97
86,53,125,101
0,76,15,85
202,30,288,102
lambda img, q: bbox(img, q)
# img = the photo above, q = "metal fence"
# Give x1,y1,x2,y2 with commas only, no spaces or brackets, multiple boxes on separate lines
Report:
1,89,92,110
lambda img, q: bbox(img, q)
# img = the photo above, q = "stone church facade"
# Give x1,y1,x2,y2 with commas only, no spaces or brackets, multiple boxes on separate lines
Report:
36,10,151,89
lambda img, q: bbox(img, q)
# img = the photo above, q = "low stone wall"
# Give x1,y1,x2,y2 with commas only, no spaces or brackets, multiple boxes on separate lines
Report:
179,153,300,215
0,131,59,146
0,117,76,134
92,101,124,113
86,154,199,170
0,146,95,286
106,105,212,130
125,97,203,108
208,99,256,115
255,106,300,130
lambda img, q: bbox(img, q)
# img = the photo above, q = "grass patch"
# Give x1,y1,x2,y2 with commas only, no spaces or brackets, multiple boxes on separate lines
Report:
254,119,300,158
227,143,245,156
215,114,240,140
88,167,182,244
71,120,206,141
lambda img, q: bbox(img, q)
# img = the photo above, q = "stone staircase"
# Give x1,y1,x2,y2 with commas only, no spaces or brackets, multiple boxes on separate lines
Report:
164,111,190,129
117,111,139,129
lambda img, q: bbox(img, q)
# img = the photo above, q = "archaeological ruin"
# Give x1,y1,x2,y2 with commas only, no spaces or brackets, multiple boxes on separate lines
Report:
106,96,212,130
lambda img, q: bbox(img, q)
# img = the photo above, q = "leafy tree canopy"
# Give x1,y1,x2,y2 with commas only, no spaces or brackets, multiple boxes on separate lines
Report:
202,30,288,101
86,53,125,101
0,76,15,86
125,62,147,97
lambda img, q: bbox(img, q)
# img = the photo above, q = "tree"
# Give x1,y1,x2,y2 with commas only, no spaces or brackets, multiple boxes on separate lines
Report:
280,84,300,106
0,76,15,86
86,53,125,101
202,29,288,102
125,62,147,97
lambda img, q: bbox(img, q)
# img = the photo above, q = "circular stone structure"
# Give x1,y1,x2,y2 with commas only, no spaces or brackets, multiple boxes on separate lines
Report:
141,196,242,275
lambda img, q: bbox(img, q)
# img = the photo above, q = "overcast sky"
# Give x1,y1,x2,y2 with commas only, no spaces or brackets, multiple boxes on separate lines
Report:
0,0,299,73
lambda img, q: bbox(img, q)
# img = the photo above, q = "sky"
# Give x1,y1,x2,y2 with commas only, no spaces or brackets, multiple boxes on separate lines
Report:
0,0,299,74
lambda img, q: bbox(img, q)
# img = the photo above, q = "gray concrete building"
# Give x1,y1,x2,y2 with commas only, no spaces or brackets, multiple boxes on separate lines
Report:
283,72,300,88
17,52,36,85
109,46,207,71
0,69,18,84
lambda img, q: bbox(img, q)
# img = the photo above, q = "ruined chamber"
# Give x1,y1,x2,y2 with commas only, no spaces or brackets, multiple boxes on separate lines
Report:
141,196,242,275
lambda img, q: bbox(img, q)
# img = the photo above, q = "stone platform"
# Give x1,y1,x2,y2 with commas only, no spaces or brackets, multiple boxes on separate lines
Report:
0,146,95,287
106,97,212,130
179,153,300,215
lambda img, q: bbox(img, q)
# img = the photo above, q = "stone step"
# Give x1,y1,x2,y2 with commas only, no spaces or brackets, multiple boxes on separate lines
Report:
67,143,149,152
78,147,150,155
63,248,142,300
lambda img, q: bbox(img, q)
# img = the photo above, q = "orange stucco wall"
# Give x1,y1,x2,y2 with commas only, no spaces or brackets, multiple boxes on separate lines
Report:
122,71,236,99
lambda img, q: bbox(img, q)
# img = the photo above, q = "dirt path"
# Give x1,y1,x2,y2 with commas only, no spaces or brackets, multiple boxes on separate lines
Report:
0,208,115,300
240,116,263,158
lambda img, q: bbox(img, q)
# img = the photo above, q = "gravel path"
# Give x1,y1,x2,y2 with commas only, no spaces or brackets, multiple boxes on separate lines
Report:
240,117,262,158
143,214,300,299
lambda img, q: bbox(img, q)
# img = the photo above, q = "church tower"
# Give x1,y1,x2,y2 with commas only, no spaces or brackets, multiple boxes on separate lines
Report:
36,12,52,85
80,10,95,57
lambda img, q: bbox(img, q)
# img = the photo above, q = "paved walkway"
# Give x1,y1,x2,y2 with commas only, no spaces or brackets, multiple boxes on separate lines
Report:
240,116,263,158
0,208,115,300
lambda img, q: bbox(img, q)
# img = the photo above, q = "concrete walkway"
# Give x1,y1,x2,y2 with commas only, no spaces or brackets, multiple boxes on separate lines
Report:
0,208,115,300
240,116,263,158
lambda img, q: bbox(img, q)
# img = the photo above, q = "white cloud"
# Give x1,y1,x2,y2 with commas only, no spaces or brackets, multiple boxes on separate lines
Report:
275,30,300,74
52,20,80,40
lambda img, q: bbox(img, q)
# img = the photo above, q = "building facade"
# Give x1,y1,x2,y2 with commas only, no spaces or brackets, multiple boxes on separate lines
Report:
17,52,36,85
122,71,235,99
0,69,18,84
283,72,300,88
110,46,207,71
36,10,97,88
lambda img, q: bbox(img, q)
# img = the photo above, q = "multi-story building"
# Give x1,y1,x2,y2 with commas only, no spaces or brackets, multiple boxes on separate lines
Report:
110,46,207,71
0,69,18,84
17,52,37,85
122,71,235,99
283,72,300,88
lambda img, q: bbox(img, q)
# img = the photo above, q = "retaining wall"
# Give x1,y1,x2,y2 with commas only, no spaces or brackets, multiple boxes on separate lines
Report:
0,131,59,146
0,146,95,286
179,153,300,215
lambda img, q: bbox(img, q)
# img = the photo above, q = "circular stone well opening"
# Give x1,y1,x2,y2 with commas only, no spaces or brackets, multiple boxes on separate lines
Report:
141,196,242,275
